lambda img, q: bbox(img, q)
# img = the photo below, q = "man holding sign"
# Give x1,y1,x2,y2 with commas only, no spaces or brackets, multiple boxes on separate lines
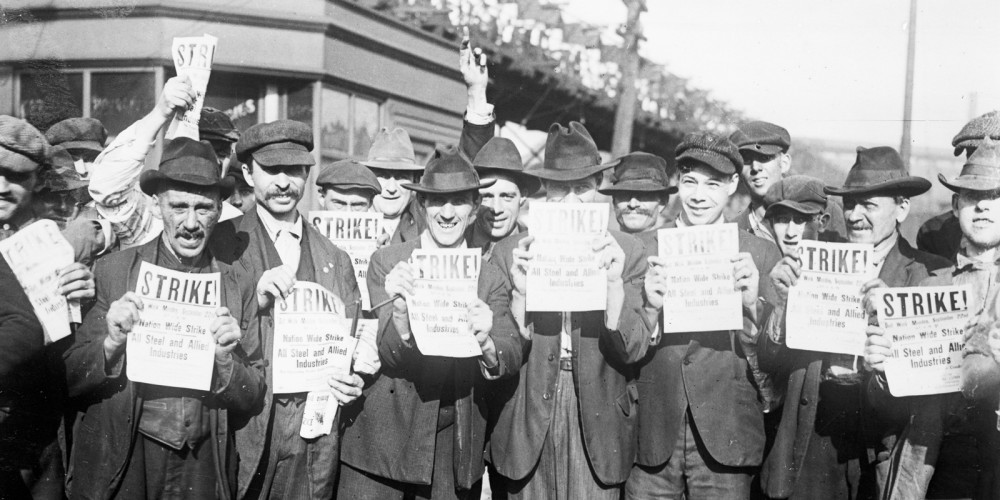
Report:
630,132,780,499
864,142,1000,498
63,138,262,499
338,146,521,499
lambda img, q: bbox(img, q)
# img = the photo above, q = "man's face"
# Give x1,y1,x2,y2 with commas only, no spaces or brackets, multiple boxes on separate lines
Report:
33,191,79,229
843,195,908,245
0,166,37,224
321,187,374,212
477,174,524,239
245,162,308,219
370,168,419,218
768,207,821,257
953,189,1000,252
677,164,738,225
741,151,789,201
228,186,256,213
542,175,599,204
422,191,478,248
154,185,221,261
612,191,666,233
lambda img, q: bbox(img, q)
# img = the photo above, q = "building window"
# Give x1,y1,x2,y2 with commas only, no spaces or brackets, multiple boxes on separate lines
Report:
203,72,262,133
90,72,156,137
320,86,381,160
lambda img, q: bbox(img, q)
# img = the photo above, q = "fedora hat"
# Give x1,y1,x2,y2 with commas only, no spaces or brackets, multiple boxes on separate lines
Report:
824,146,930,198
523,122,610,181
598,152,677,195
939,140,1000,192
403,145,494,194
359,127,422,171
140,138,234,198
472,137,540,196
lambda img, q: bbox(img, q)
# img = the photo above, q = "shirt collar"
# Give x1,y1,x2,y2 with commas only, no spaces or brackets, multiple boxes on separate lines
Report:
256,205,302,242
872,231,898,266
419,230,468,249
956,236,1000,270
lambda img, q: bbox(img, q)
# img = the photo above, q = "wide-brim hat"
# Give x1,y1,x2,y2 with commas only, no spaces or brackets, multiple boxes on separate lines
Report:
359,127,422,171
403,145,495,194
824,146,930,198
599,152,678,195
523,122,610,181
141,138,234,198
473,137,540,196
939,141,1000,192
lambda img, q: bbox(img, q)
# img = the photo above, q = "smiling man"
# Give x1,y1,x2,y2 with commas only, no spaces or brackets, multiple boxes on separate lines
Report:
338,146,522,499
63,137,263,499
465,137,539,258
730,121,792,243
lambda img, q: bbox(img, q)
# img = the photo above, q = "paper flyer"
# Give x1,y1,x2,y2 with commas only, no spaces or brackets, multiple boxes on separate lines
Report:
658,223,742,333
0,219,79,343
877,285,970,397
786,240,874,355
310,211,383,310
406,248,483,357
167,34,217,140
526,202,608,312
127,261,219,390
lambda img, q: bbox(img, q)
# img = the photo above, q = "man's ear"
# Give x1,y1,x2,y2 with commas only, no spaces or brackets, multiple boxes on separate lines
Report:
779,152,791,175
895,197,911,224
242,163,255,188
818,212,831,231
727,174,739,196
952,193,960,218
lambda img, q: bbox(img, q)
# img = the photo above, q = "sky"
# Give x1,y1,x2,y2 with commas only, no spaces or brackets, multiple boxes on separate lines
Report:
562,0,1000,154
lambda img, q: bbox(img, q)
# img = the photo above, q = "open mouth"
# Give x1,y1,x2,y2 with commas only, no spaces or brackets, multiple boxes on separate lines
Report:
750,177,767,188
438,220,458,230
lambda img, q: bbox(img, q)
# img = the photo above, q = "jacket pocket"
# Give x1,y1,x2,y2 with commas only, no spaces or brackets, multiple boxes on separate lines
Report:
616,384,639,417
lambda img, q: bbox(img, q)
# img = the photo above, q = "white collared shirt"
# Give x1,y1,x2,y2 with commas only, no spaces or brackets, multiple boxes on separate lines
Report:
256,205,303,272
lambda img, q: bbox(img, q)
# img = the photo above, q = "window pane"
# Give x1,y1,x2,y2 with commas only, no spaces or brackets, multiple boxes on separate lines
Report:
91,72,156,136
18,71,83,131
286,83,313,124
204,73,261,133
321,88,350,155
353,97,380,157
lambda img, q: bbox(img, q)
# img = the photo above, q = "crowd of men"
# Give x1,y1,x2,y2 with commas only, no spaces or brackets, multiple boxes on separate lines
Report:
3,37,1000,500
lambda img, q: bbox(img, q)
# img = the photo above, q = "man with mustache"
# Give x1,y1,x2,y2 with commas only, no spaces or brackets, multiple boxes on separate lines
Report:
597,152,677,246
338,146,522,499
628,132,780,499
864,142,1000,498
223,120,374,499
730,121,792,243
63,137,263,499
758,147,949,499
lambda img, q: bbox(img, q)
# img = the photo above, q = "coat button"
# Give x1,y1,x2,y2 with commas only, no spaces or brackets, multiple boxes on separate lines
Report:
548,354,555,361
683,357,692,365
542,393,550,400
800,398,809,406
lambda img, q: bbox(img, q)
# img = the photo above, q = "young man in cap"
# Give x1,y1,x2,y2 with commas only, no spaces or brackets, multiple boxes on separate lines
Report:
33,146,89,229
730,120,792,243
63,137,263,499
864,142,1000,499
596,151,677,245
88,77,244,249
486,121,648,499
629,132,780,499
316,159,382,212
225,159,256,214
466,137,539,258
338,146,522,499
44,116,108,181
225,119,373,499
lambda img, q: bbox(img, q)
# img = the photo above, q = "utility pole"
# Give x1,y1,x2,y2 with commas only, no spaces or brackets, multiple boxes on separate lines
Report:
611,0,646,157
899,0,917,165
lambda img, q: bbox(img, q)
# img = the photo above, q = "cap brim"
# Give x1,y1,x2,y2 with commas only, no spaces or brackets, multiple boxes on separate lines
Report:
764,200,823,218
824,177,931,197
738,144,784,156
598,182,677,195
252,148,315,168
401,178,496,194
475,167,541,196
59,140,105,154
0,148,40,173
359,159,423,171
522,162,611,181
315,181,381,195
938,173,1000,193
677,150,737,175
140,170,235,199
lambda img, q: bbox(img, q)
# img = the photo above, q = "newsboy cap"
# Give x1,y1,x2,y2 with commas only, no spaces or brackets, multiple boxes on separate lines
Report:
403,145,495,194
524,122,608,181
952,110,1000,157
730,121,791,157
824,146,930,198
675,132,742,175
473,137,540,196
939,139,1000,192
763,175,827,218
598,152,678,195
199,107,240,144
316,160,382,196
0,115,50,173
44,117,107,155
38,147,88,194
236,120,315,167
141,138,234,198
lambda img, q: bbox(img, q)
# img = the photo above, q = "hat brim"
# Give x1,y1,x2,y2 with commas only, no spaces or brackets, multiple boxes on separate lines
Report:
401,178,496,194
764,201,823,218
359,159,424,171
315,181,381,196
938,173,1000,193
824,177,931,197
677,150,738,175
252,148,315,168
140,170,235,199
738,144,785,156
523,161,611,182
475,167,541,196
598,182,678,195
59,140,105,155
0,148,40,173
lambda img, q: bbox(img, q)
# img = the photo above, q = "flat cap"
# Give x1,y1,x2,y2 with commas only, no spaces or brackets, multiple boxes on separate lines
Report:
675,132,742,175
952,110,1000,157
39,146,88,193
44,117,108,155
730,121,791,156
764,175,827,218
236,120,315,168
316,159,382,195
199,107,240,143
0,115,50,173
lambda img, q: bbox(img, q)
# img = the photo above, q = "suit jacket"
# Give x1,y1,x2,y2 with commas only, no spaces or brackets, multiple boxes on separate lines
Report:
339,239,522,488
63,238,263,500
488,229,649,485
633,222,781,469
758,236,950,499
916,211,961,263
218,208,361,500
